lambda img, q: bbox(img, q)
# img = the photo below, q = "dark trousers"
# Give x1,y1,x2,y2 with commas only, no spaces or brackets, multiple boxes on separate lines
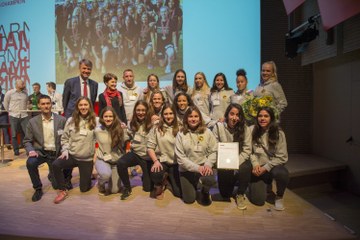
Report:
150,162,181,198
248,165,289,206
0,114,10,144
179,171,216,204
53,155,93,192
9,116,28,153
26,153,72,190
117,151,152,192
217,160,252,198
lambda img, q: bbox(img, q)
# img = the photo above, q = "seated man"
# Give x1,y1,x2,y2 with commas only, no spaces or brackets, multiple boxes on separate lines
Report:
24,95,72,202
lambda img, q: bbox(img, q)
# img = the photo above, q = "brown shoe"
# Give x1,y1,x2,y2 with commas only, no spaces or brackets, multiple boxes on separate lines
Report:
154,185,165,200
54,190,68,204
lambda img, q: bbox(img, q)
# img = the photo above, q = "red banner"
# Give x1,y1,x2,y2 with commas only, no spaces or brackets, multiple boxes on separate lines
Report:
318,0,360,31
283,0,306,15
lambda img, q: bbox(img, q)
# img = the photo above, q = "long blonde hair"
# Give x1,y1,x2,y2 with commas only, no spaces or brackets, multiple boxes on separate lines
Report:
191,72,210,98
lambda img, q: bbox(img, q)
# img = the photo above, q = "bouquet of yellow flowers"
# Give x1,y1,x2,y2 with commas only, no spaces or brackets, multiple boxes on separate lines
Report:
241,95,279,125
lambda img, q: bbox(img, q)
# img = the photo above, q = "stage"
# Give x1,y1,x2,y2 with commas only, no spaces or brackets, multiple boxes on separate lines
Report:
0,150,356,240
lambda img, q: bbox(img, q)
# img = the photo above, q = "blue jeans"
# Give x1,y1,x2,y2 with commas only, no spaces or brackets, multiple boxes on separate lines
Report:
9,116,29,153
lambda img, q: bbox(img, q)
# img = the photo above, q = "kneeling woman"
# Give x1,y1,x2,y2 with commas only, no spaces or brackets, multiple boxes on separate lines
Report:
117,100,153,200
212,103,252,210
53,97,97,204
95,107,127,195
147,103,181,199
249,107,289,210
175,106,217,205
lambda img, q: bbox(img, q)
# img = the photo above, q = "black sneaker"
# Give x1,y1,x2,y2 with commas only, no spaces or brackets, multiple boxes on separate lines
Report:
198,188,212,206
32,189,43,202
65,181,73,190
120,187,132,200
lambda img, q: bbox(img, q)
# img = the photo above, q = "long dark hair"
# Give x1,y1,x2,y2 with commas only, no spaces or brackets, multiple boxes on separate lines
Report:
252,107,280,153
99,106,125,150
224,103,245,151
210,72,233,92
129,100,152,134
172,69,189,94
158,103,179,137
71,96,97,132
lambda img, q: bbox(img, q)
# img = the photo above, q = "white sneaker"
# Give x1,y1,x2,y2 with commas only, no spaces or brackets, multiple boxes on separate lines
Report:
274,197,285,211
235,194,247,210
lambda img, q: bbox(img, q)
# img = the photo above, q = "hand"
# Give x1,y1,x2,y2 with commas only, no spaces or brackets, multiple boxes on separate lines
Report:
151,115,160,123
252,165,267,176
120,122,127,129
143,88,149,94
218,117,225,123
28,151,38,158
151,160,163,172
58,151,69,160
199,165,213,176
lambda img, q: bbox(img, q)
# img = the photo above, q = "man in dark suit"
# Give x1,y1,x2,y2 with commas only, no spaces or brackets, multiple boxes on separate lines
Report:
24,95,71,202
62,59,98,118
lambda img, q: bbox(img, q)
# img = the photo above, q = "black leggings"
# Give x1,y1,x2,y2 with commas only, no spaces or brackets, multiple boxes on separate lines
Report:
150,162,181,198
217,160,252,198
248,165,289,206
117,151,152,192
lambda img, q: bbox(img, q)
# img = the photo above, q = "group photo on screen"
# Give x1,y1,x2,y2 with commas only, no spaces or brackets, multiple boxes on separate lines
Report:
55,0,183,84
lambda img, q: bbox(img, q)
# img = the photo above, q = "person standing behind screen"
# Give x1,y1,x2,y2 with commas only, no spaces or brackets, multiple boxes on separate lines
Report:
46,82,63,114
4,79,29,156
253,61,287,116
98,73,127,124
53,97,97,204
63,59,98,119
24,95,71,202
164,69,192,104
0,86,11,149
230,69,253,105
209,73,234,126
212,103,252,210
95,107,127,196
175,106,217,206
147,103,181,200
118,69,143,122
249,107,289,211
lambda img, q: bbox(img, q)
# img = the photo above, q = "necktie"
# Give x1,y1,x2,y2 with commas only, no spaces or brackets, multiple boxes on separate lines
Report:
83,81,88,97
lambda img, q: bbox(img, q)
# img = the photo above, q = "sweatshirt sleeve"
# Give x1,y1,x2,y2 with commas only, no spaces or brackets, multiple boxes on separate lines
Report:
146,127,157,151
272,82,288,114
263,130,288,171
239,126,252,165
204,130,217,168
175,132,200,173
61,118,72,152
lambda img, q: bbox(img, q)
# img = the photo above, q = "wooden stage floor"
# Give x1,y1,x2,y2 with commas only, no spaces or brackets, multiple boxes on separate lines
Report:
0,150,356,240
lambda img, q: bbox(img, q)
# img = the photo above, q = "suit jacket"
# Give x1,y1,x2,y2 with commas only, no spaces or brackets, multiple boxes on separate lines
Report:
24,113,67,157
62,76,98,118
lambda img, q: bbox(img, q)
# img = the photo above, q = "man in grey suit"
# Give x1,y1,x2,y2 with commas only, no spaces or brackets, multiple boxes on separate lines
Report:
62,59,98,118
24,95,71,202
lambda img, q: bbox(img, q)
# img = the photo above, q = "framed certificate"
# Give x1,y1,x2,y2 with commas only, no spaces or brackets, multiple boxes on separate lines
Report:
217,142,239,169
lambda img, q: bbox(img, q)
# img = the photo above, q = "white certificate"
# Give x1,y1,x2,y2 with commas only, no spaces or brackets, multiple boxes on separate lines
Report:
217,142,239,169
